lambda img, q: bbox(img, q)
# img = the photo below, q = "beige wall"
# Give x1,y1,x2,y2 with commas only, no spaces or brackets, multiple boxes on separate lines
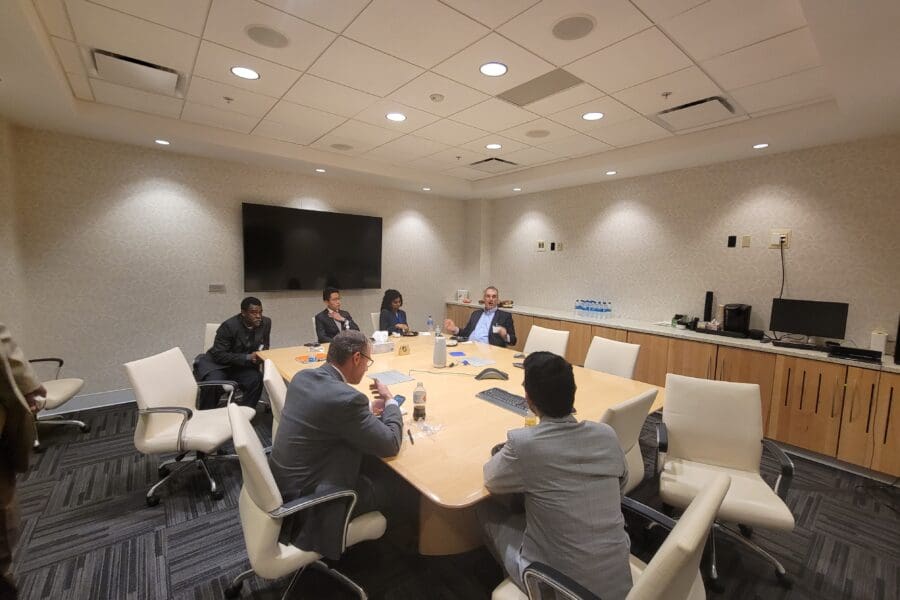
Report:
489,135,900,346
12,129,467,393
0,120,27,333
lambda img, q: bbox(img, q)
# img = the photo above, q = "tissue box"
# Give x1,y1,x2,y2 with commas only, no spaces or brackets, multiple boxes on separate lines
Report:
372,341,395,354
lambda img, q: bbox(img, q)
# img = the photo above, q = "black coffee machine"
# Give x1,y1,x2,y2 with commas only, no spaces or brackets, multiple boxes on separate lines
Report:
723,304,752,334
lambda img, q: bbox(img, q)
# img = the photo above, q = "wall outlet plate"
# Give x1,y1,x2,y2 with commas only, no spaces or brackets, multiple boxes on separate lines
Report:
537,240,546,252
769,228,791,249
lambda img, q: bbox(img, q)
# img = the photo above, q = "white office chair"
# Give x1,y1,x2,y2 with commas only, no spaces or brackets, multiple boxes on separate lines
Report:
583,336,641,379
125,347,255,506
599,389,658,494
370,312,381,333
29,357,89,451
657,374,795,587
492,474,731,600
224,402,386,599
262,359,287,440
522,325,569,358
204,322,219,351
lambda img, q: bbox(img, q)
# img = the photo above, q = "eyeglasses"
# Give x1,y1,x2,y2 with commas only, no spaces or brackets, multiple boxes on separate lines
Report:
359,352,374,368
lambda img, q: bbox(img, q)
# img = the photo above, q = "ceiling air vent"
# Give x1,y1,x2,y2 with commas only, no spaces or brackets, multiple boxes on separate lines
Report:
656,96,735,131
469,157,519,173
92,49,179,96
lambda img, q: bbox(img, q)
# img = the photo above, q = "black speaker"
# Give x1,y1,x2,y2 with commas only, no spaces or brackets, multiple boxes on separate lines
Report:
703,291,714,322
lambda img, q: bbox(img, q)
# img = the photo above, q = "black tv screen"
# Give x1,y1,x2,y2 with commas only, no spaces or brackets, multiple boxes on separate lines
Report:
769,298,849,339
242,203,382,291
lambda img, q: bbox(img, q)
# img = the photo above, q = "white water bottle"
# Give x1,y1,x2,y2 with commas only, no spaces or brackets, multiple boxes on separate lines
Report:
433,334,447,368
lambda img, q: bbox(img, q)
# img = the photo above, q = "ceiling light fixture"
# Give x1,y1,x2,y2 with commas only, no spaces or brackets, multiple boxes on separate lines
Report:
386,112,407,122
582,112,604,121
605,170,617,176
753,143,769,149
422,187,431,191
315,168,326,173
513,187,522,192
480,62,508,77
154,139,170,145
230,66,260,80
485,143,502,150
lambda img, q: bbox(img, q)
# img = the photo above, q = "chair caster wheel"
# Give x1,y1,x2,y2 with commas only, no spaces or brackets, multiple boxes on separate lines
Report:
211,490,224,501
738,524,753,538
80,424,91,433
775,570,792,589
146,495,160,507
33,444,44,453
158,466,170,478
224,583,242,599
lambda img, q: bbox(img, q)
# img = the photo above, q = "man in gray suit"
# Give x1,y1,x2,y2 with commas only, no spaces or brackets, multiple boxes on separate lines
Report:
269,330,403,560
477,351,633,600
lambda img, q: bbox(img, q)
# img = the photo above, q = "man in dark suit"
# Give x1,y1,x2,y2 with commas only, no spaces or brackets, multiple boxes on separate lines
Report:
444,286,517,347
270,330,403,559
194,296,271,409
315,286,360,343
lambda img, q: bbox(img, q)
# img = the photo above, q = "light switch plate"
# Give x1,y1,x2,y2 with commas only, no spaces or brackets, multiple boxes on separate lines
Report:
741,235,751,248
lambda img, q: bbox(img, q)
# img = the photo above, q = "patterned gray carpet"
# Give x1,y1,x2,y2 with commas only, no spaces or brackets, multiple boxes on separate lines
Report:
11,404,900,599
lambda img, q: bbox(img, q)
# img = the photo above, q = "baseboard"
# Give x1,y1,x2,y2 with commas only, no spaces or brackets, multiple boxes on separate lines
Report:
42,388,135,415
777,442,899,486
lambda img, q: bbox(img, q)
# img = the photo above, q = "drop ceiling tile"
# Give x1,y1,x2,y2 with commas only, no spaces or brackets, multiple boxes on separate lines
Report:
308,37,423,97
524,82,605,115
193,41,302,98
499,0,651,66
731,67,830,114
390,72,489,117
344,0,488,69
254,113,342,145
65,0,199,74
444,166,492,180
35,0,75,40
310,120,404,155
702,28,819,90
432,33,555,95
677,114,748,134
407,156,449,172
267,99,345,128
90,78,183,118
537,132,613,157
204,0,334,72
500,146,561,166
548,96,640,130
452,98,536,131
283,75,378,118
613,66,724,115
50,37,85,74
186,76,278,118
566,27,692,93
182,102,260,133
662,0,806,61
256,0,369,33
629,0,707,22
414,119,487,146
364,135,450,162
429,147,484,167
66,71,93,100
87,0,211,36
588,116,671,147
353,100,440,133
500,117,578,145
440,0,540,28
460,134,529,155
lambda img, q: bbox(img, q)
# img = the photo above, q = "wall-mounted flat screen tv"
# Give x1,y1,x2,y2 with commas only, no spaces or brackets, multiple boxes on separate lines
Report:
242,203,382,291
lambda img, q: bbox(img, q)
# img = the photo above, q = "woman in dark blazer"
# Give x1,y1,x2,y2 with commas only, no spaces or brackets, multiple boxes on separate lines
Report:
378,289,409,334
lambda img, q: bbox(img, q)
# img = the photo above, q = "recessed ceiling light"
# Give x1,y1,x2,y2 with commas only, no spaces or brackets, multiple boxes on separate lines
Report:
230,66,260,80
315,168,326,173
154,139,170,145
480,62,507,77
605,170,617,176
513,187,522,192
485,143,502,150
582,112,604,121
753,143,769,149
386,112,406,122
422,187,431,191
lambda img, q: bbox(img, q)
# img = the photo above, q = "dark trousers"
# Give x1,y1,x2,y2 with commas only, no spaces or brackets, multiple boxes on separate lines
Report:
198,365,262,410
0,460,19,600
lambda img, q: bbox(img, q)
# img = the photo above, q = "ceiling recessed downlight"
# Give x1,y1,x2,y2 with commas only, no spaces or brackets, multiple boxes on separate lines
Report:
230,66,260,80
422,187,431,191
154,139,170,145
485,143,502,150
480,62,508,77
315,168,326,173
753,143,769,149
606,170,617,176
513,187,522,192
582,112,604,121
386,112,407,122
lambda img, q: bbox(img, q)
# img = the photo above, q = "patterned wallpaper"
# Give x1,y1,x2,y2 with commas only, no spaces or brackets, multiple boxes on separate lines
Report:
12,129,467,393
0,120,27,334
488,135,900,348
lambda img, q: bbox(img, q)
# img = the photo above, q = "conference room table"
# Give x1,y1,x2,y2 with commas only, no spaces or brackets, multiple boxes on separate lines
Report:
260,335,664,555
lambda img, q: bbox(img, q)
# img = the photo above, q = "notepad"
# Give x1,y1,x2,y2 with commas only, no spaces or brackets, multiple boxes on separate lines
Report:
368,370,414,385
463,357,495,367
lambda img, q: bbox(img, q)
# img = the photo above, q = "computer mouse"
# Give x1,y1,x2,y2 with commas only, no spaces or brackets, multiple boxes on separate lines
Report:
475,368,509,381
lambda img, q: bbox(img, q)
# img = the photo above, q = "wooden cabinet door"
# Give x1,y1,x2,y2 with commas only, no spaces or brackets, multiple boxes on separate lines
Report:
559,321,592,366
770,356,847,456
715,346,777,436
592,325,628,343
510,314,534,352
626,332,669,387
667,339,717,379
444,304,475,332
871,372,900,476
836,367,880,468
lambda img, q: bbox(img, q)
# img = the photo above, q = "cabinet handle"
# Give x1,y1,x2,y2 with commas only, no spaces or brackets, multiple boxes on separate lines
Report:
720,359,726,381
707,356,712,379
848,379,857,422
830,376,839,419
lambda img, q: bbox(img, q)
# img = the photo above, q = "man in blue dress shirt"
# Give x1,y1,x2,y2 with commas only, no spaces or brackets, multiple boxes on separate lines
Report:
444,286,517,348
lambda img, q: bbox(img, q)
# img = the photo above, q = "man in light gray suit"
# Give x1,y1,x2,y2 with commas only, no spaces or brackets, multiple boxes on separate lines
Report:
269,330,403,560
477,351,633,600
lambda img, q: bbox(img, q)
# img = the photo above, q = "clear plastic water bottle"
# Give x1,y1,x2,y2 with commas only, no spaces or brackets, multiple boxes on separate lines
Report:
426,315,434,333
413,382,427,420
524,406,537,427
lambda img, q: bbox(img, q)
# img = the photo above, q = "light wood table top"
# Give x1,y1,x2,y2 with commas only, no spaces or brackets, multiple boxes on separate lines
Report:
261,336,664,509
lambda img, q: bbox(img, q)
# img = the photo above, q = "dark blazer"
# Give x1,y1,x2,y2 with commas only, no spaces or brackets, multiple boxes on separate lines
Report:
458,309,517,347
269,363,403,559
194,314,271,378
379,308,407,334
315,309,359,343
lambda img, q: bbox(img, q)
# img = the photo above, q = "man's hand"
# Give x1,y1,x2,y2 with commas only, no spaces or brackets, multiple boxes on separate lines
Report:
249,352,262,364
495,326,508,339
369,379,392,416
443,319,458,334
329,310,345,322
24,385,47,415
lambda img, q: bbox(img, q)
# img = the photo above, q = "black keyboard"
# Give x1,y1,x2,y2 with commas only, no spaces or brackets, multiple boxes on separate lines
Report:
476,388,528,416
828,346,882,363
772,340,826,351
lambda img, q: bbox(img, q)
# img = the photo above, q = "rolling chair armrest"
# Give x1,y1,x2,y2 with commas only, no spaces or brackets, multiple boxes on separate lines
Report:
271,489,359,554
195,380,237,406
138,406,193,453
762,439,794,501
654,422,668,475
621,496,676,531
523,562,602,600
28,357,64,379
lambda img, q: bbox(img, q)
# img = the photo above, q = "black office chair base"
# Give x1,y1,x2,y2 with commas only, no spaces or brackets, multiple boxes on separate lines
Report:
226,561,367,600
714,523,792,589
145,451,230,507
33,417,91,451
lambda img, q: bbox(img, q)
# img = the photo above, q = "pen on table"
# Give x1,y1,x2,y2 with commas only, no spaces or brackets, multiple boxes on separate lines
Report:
407,429,415,445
